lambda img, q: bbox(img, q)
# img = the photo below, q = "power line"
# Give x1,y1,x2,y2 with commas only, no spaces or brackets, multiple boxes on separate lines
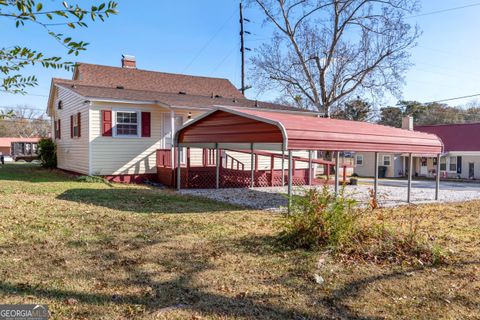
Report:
425,93,480,104
409,2,480,18
210,44,238,75
182,8,237,72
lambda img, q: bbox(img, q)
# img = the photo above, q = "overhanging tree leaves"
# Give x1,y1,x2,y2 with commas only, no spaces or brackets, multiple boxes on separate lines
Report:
250,0,420,116
0,0,118,93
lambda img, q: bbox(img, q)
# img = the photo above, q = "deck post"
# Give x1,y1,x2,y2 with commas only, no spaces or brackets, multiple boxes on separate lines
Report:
250,143,255,188
374,152,379,199
288,150,293,214
215,143,220,189
407,153,413,203
176,146,181,191
335,151,340,195
281,148,285,186
435,153,441,200
186,147,190,189
308,150,313,186
270,154,274,186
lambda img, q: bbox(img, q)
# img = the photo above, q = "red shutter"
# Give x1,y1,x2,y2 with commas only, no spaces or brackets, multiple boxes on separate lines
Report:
54,120,57,140
70,115,74,138
141,112,151,137
58,119,61,140
77,112,81,137
102,110,112,136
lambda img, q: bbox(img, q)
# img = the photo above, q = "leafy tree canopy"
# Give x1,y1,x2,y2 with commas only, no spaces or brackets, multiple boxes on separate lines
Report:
0,0,118,94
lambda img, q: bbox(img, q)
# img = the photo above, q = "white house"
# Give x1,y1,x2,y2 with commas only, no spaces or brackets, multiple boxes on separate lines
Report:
46,56,316,183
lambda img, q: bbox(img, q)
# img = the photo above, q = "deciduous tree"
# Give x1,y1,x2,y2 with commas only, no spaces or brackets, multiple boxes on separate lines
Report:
250,0,420,116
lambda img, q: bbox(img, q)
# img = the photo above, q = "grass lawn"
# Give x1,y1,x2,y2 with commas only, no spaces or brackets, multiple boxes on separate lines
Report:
0,163,479,319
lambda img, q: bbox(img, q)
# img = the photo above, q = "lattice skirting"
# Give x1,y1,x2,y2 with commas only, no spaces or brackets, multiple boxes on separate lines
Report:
157,166,329,189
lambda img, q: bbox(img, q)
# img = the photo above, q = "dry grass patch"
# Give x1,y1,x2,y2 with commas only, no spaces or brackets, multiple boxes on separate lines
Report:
0,163,479,319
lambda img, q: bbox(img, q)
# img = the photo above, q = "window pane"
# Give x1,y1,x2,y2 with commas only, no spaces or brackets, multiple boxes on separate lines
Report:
383,156,391,166
117,124,138,136
356,156,363,165
116,112,138,136
449,157,456,171
117,112,137,124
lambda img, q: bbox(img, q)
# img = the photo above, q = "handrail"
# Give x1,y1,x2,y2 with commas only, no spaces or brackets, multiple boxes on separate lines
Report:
226,149,353,167
224,153,245,170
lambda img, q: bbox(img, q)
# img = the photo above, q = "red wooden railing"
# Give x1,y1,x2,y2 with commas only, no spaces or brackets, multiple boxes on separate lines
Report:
202,148,216,166
225,153,245,170
157,148,173,167
157,148,352,189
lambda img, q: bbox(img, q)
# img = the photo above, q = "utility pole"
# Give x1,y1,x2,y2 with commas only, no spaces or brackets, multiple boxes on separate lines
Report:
240,1,245,95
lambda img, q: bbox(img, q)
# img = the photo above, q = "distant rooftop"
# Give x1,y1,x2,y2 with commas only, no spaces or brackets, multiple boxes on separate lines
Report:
415,122,480,152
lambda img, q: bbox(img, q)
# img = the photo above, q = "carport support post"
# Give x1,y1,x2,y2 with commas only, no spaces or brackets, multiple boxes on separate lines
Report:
281,148,285,186
335,151,340,195
250,143,255,188
374,152,379,199
435,153,441,200
215,143,220,189
308,150,313,186
288,150,293,214
407,153,413,203
176,145,181,191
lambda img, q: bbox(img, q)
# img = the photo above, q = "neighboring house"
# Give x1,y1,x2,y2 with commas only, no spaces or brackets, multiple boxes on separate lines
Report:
415,123,480,179
353,152,404,178
354,117,480,180
0,137,40,157
353,116,415,178
47,55,316,182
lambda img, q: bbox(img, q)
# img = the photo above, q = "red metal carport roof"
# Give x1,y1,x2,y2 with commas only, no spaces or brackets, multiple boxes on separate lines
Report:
176,107,443,154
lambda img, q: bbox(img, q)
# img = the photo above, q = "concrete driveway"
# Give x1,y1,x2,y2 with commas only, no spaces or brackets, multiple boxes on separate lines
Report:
359,178,480,191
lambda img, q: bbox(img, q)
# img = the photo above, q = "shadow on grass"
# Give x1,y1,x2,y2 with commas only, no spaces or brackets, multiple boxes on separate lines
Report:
1,226,479,319
56,188,243,214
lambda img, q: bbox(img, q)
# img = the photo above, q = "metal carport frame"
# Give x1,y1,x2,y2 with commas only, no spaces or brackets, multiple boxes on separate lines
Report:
174,107,444,212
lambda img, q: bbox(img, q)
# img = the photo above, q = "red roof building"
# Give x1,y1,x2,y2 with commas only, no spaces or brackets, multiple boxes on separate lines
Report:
415,123,480,152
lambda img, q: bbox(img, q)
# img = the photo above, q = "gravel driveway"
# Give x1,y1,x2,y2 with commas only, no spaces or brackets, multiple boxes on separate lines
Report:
180,179,480,211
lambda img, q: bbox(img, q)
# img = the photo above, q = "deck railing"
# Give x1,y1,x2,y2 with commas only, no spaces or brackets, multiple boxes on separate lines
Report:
156,148,351,189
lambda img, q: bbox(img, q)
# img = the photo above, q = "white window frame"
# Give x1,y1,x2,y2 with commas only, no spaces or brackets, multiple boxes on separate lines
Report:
113,109,141,138
355,154,364,166
72,113,79,138
382,155,392,167
440,157,447,171
449,156,457,173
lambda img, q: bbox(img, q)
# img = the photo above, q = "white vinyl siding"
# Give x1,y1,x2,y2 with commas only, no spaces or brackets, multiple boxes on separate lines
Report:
354,152,402,178
89,103,166,175
54,86,89,174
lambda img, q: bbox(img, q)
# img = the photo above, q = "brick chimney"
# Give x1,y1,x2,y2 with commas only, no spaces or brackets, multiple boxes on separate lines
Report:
121,55,136,69
402,116,414,131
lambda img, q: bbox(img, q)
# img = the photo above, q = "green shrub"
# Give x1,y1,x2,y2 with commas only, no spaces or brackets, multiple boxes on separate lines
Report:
280,187,448,266
281,186,360,250
37,138,57,168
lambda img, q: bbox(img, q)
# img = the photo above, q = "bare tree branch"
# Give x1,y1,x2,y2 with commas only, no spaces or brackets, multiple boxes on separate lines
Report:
249,0,420,116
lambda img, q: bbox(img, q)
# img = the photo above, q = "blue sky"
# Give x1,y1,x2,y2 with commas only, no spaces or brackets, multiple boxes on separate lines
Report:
2,0,480,113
